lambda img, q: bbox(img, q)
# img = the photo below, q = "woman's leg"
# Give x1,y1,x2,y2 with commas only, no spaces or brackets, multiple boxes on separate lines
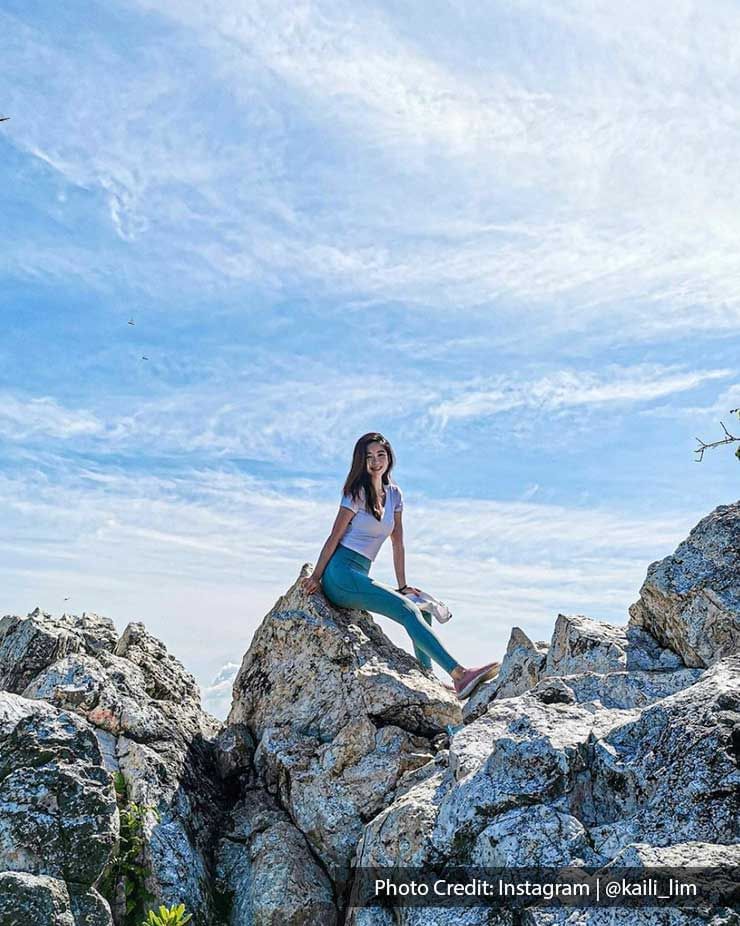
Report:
356,575,459,673
413,611,434,670
322,552,459,674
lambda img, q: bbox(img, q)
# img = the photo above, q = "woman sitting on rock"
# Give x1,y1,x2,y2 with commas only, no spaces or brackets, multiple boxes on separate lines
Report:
302,431,500,699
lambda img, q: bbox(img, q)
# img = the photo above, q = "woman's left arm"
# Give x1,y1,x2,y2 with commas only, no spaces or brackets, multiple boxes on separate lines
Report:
390,511,421,594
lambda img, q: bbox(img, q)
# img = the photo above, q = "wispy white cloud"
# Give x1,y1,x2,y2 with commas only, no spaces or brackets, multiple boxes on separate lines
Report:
427,365,732,427
5,1,740,338
202,661,239,718
114,0,740,331
0,393,104,439
641,382,740,422
0,370,434,462
1,362,730,462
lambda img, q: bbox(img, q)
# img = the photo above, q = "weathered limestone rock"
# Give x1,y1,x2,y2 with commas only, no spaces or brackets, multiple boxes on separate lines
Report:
546,614,630,676
69,887,113,926
587,655,740,854
215,789,337,925
228,565,461,885
520,842,740,925
433,694,640,862
470,805,599,867
545,614,686,678
0,871,77,926
3,610,227,925
0,608,117,693
0,691,117,925
534,666,705,710
464,620,692,724
113,621,200,703
3,501,739,925
463,627,548,722
629,501,740,667
350,653,739,923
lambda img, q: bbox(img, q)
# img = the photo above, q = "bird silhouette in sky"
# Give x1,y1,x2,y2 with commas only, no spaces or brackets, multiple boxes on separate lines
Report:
63,597,70,601
141,355,149,360
128,317,135,325
0,117,9,123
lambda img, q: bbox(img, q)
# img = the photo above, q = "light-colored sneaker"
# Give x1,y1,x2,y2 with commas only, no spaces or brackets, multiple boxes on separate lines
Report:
453,662,501,700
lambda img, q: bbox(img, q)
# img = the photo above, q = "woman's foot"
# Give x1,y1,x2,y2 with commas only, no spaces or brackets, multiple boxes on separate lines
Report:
453,662,501,700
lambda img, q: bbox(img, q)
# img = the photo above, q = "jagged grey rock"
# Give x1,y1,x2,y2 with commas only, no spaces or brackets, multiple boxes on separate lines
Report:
351,654,739,924
433,695,641,861
227,565,461,886
463,620,691,724
546,614,630,676
470,805,599,867
520,842,740,925
545,614,687,679
0,871,77,926
69,887,113,926
1,603,347,926
2,611,226,925
113,621,200,703
587,655,740,853
629,501,740,668
463,626,548,722
534,666,705,710
0,691,118,884
0,691,117,925
215,789,338,925
0,608,117,693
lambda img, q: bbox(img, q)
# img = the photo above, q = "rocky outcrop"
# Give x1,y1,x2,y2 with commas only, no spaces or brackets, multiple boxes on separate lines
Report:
227,566,461,893
349,655,739,924
629,501,740,667
215,789,337,925
463,617,698,722
0,608,227,925
1,501,739,925
0,872,78,926
0,691,118,926
0,608,118,693
463,626,549,722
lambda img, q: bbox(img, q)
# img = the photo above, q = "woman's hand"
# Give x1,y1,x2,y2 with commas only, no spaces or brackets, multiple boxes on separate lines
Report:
302,573,322,595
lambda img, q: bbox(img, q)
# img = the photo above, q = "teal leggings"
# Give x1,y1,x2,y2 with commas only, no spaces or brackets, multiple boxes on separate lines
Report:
321,543,460,674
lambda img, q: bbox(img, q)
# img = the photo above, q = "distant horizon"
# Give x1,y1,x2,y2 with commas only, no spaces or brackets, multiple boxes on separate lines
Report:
2,1,738,720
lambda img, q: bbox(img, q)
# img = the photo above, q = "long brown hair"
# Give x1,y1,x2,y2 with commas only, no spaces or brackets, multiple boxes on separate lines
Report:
342,432,396,521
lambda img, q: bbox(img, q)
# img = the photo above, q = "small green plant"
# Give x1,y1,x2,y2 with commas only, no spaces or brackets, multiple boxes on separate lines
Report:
140,903,192,925
99,771,161,925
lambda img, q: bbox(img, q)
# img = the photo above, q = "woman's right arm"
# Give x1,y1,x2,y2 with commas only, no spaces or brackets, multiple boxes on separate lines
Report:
302,506,356,594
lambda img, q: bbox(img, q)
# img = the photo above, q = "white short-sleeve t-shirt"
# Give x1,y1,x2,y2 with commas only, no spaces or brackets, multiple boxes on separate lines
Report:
338,483,403,561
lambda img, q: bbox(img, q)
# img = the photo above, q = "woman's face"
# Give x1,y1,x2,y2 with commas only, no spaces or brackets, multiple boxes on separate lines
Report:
365,441,389,478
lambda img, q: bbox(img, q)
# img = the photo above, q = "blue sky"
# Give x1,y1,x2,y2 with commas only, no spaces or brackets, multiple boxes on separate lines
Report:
1,0,738,718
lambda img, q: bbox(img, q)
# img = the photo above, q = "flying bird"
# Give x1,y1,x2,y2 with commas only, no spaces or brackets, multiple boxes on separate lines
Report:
63,597,70,601
0,117,9,123
141,355,149,360
128,317,135,325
